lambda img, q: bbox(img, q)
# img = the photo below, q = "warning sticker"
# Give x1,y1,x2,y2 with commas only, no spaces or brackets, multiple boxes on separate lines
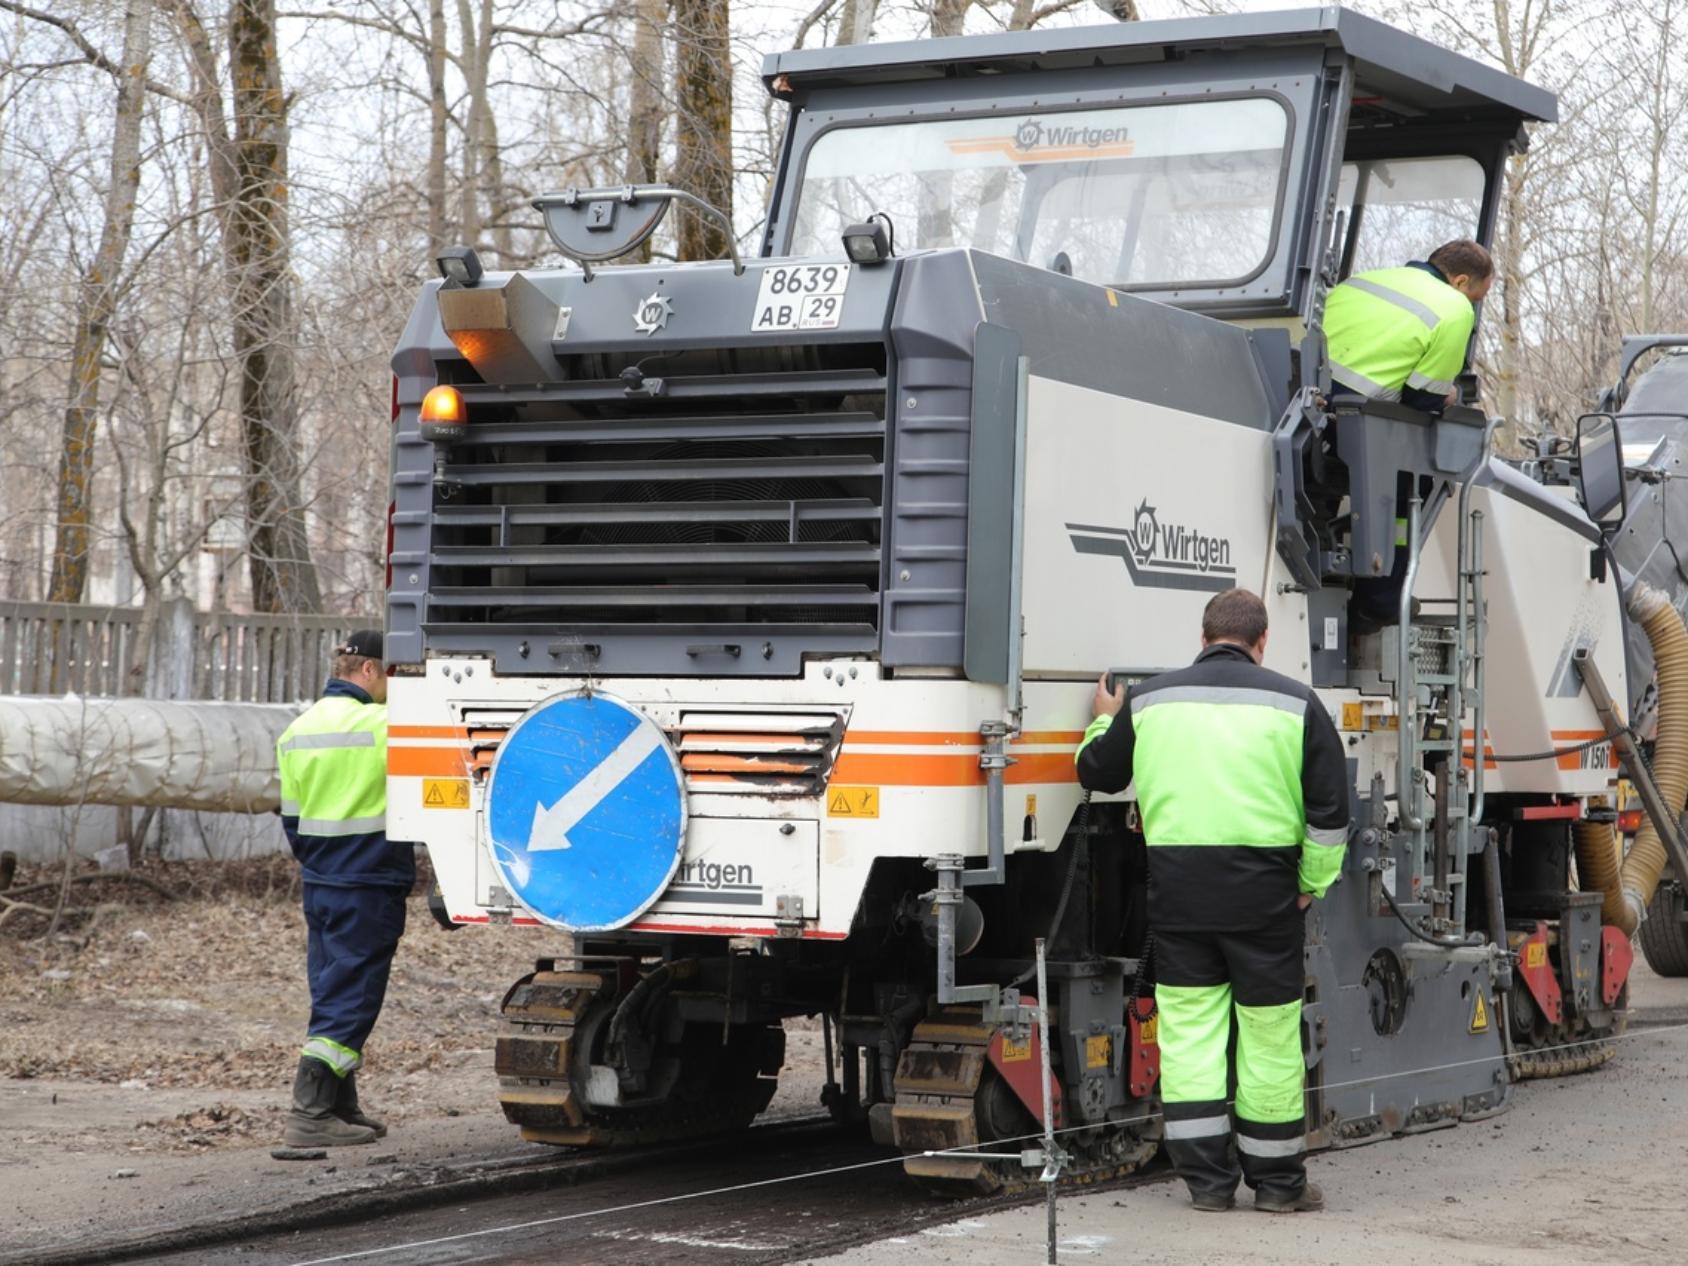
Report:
1139,1016,1158,1045
827,786,880,819
422,778,471,809
1000,1037,1032,1063
1524,942,1547,970
1340,702,1398,732
1085,1035,1112,1069
1470,991,1490,1033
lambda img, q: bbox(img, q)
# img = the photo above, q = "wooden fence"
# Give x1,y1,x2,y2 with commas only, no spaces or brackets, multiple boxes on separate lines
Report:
0,599,377,703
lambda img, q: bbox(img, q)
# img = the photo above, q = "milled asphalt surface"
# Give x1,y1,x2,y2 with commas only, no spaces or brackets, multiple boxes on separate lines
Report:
812,964,1688,1266
6,966,1683,1265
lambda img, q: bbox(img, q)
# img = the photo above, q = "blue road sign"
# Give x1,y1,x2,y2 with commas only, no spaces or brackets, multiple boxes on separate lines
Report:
485,691,686,931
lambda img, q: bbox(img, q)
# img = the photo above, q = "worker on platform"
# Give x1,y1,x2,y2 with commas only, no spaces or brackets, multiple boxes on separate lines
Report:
1322,238,1494,412
1076,589,1349,1214
277,630,409,1148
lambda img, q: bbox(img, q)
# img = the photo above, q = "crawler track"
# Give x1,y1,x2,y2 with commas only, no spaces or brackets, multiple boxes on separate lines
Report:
891,1007,1159,1196
496,963,783,1147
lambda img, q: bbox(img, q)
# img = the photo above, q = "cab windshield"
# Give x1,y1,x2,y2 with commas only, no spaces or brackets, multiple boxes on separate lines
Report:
788,97,1291,289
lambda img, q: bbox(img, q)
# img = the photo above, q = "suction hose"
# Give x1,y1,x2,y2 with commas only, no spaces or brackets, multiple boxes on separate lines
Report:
1574,583,1688,934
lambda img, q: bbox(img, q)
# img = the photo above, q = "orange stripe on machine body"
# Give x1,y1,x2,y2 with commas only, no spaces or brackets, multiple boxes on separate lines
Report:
389,746,469,777
832,751,1077,786
628,920,848,940
390,724,470,739
680,754,814,775
842,729,1080,748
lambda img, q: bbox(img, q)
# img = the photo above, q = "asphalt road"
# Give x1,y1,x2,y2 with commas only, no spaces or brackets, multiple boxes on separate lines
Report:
819,1025,1688,1266
118,1124,1023,1266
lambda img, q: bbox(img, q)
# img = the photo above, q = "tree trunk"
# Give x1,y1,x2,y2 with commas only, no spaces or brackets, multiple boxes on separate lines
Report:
427,0,449,253
47,0,155,605
672,0,733,262
1491,150,1525,448
624,0,667,262
929,0,970,36
456,0,494,254
227,0,321,612
836,0,876,43
914,2,972,247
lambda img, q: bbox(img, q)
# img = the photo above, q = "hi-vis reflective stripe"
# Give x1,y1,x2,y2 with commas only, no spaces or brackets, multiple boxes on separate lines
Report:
1164,1115,1231,1140
1406,370,1456,394
1236,1134,1305,1158
297,814,386,836
1132,685,1305,716
282,731,376,753
280,799,300,816
1306,824,1349,846
302,1035,361,1075
1343,276,1444,329
1329,359,1402,401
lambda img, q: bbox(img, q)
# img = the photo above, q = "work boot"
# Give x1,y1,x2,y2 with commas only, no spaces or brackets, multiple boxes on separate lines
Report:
1190,1192,1236,1213
285,1057,377,1147
1255,1181,1324,1214
333,1070,387,1139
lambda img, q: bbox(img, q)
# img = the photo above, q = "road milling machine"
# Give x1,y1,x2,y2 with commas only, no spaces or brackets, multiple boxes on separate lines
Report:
1600,336,1688,977
384,7,1687,1192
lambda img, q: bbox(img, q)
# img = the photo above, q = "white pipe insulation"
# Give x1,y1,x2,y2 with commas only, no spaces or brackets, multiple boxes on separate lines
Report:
0,695,300,812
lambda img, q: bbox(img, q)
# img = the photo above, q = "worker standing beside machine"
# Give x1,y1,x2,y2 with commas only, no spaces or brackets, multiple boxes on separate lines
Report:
277,631,408,1148
1077,590,1349,1214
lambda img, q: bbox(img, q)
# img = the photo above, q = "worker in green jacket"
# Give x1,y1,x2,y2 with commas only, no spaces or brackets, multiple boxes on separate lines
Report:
1323,239,1493,412
277,630,409,1148
1077,589,1350,1214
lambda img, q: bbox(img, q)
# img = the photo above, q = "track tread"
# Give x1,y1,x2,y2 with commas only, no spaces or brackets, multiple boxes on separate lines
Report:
496,961,780,1148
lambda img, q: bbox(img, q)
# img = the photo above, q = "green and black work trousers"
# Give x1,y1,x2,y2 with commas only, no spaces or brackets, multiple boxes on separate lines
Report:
1156,916,1307,1204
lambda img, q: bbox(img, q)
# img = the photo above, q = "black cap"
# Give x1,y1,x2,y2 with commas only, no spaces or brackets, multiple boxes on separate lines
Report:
337,629,384,661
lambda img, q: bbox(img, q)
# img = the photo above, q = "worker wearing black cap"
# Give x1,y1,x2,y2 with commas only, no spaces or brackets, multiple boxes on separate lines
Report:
276,630,411,1147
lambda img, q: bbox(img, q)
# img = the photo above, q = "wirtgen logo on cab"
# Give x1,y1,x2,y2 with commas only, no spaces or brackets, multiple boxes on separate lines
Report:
1011,118,1133,153
948,119,1136,164
1068,499,1237,593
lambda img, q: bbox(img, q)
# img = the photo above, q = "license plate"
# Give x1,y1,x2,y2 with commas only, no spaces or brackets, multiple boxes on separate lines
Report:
751,263,851,333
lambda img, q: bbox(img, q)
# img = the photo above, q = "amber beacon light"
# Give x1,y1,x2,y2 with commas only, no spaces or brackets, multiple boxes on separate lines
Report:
419,384,466,443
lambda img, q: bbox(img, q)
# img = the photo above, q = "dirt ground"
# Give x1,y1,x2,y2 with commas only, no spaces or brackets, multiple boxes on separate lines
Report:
0,860,828,1261
0,860,548,1148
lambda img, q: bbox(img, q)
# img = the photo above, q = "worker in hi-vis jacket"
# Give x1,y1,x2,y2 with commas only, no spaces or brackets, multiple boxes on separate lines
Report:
1077,589,1350,1214
1322,238,1493,413
276,630,409,1148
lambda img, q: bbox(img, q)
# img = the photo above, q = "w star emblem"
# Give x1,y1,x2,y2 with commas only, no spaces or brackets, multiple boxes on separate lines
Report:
632,290,674,335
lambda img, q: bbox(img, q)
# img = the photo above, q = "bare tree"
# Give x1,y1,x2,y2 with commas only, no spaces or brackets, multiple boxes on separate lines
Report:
672,0,733,261
427,0,451,253
172,0,321,612
624,0,667,260
45,0,155,605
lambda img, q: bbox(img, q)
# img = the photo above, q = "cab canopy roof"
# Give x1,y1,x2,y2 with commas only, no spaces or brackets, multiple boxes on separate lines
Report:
762,4,1556,125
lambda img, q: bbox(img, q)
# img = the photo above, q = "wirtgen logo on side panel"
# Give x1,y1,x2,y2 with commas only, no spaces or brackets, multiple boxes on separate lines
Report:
1067,499,1237,593
664,860,763,906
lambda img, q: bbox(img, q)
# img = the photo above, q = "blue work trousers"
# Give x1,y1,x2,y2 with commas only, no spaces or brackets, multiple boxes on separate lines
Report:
303,883,407,1057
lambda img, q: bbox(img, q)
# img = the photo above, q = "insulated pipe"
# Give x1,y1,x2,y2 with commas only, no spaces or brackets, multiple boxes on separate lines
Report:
0,695,297,812
1575,583,1688,933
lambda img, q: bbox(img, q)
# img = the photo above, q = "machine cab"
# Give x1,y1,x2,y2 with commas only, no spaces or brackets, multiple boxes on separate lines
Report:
762,6,1555,598
761,6,1553,329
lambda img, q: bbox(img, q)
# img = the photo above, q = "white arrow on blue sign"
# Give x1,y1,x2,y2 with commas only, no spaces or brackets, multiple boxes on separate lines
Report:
484,691,686,931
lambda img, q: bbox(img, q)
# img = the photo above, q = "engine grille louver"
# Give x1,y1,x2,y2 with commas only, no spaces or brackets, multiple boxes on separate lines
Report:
462,706,847,797
422,344,889,675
